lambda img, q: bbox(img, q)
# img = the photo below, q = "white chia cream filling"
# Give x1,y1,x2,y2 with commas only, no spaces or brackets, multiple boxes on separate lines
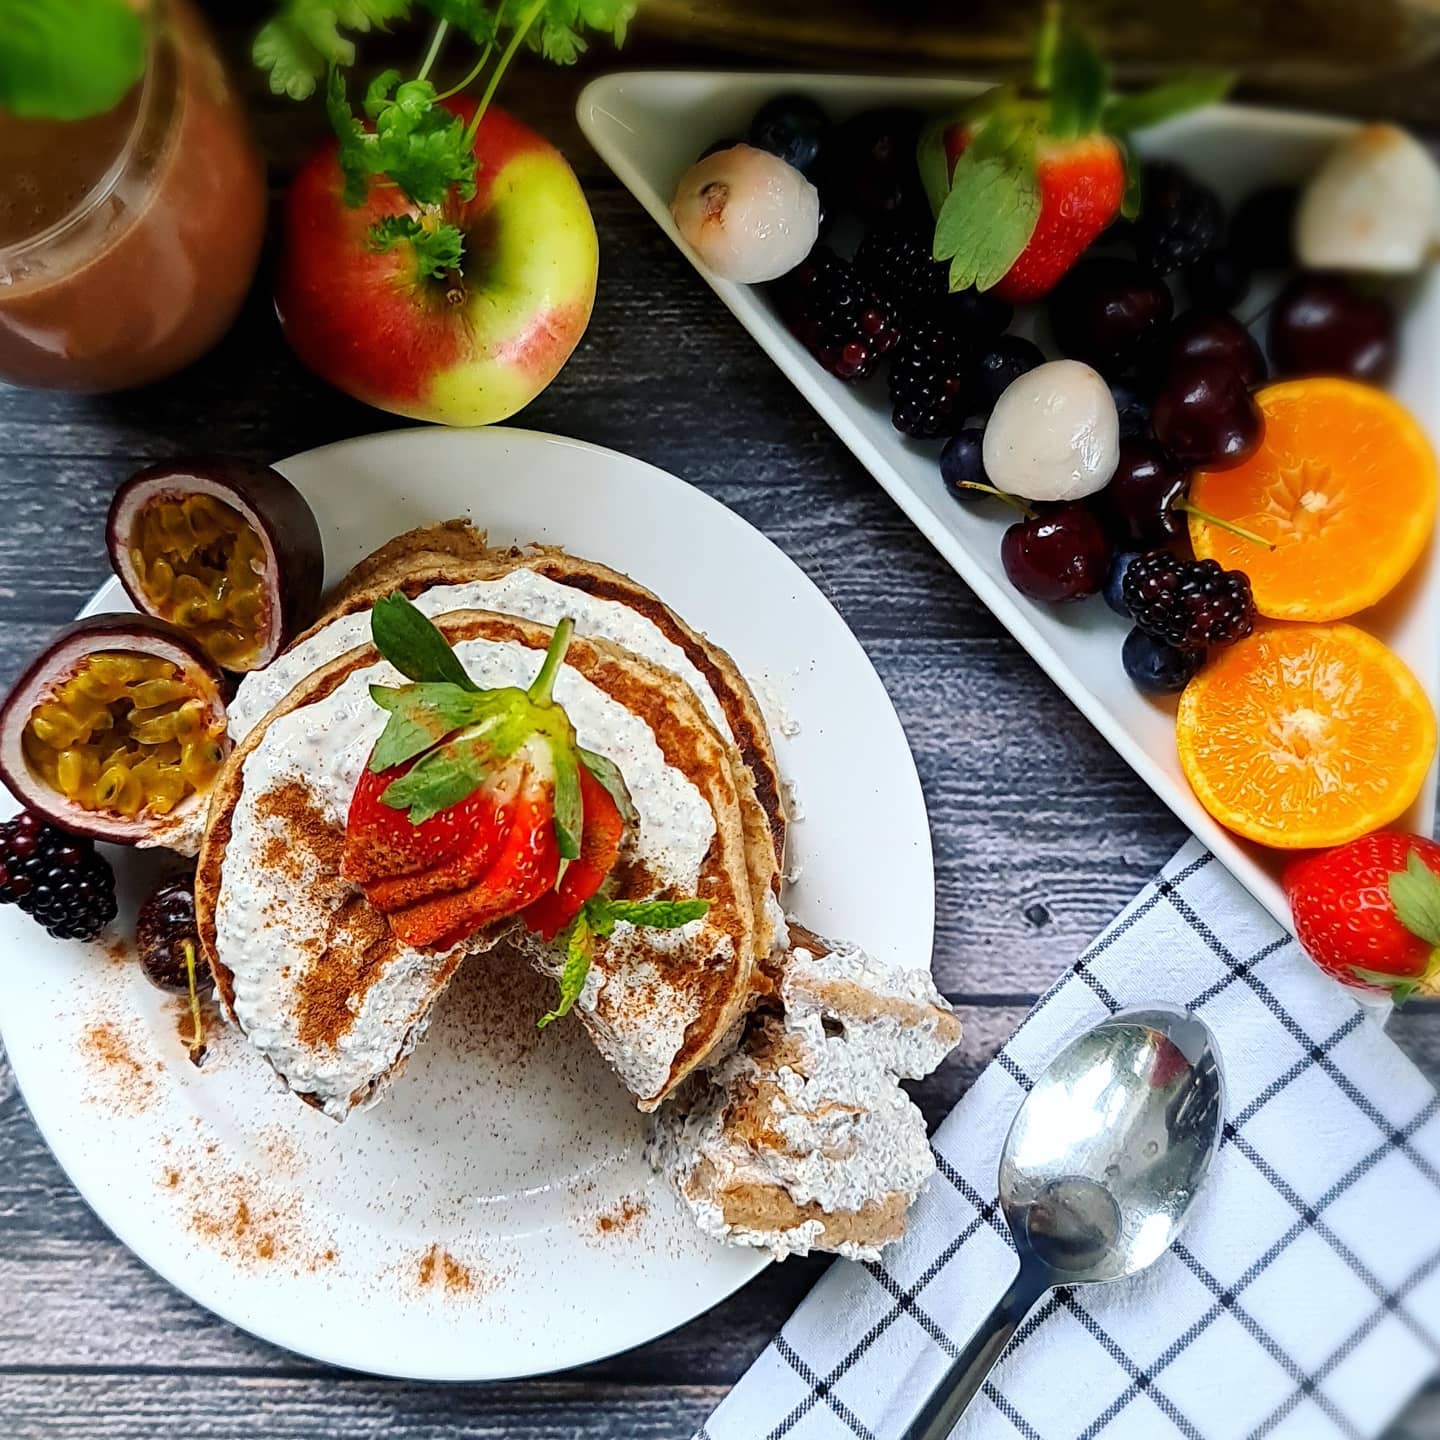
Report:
216,636,716,1118
229,569,730,742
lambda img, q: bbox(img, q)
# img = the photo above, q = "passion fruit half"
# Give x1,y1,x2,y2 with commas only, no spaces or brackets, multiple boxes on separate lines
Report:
107,458,324,673
0,615,231,852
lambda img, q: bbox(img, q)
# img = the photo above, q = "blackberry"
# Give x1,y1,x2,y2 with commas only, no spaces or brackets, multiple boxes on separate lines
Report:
855,221,1014,336
888,318,979,438
772,247,900,381
1133,162,1223,276
136,876,199,991
0,811,117,942
1121,552,1256,652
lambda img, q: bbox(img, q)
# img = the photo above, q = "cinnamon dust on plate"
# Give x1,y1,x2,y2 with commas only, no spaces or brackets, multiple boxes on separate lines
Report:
82,1019,156,1111
595,1195,648,1236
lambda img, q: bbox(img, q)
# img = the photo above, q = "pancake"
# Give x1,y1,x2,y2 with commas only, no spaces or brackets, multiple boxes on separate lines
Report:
197,610,759,1117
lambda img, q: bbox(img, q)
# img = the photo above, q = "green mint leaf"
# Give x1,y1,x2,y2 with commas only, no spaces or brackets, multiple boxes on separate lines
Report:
1389,851,1440,947
368,214,466,279
538,913,592,1028
369,682,489,771
1047,21,1108,139
371,592,478,690
380,726,494,824
933,138,1040,293
551,743,582,873
1102,72,1234,136
0,0,145,121
579,748,637,830
254,0,412,101
584,896,710,939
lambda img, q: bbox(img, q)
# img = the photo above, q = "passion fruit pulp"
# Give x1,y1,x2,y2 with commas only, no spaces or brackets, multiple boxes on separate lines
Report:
0,615,230,851
127,493,270,671
108,459,325,674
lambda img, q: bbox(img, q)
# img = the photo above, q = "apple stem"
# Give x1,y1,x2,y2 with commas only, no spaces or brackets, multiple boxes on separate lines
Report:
463,0,547,149
1174,498,1276,550
436,43,493,102
444,269,466,305
417,19,449,83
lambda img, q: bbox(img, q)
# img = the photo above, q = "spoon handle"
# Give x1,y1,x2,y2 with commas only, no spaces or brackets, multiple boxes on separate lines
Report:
899,1265,1050,1440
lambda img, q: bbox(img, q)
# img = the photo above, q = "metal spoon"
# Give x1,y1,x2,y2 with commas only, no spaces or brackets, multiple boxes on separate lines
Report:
902,1006,1225,1440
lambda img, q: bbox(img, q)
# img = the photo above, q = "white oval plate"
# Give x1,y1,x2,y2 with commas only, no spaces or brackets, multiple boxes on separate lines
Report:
0,427,934,1380
578,71,1440,930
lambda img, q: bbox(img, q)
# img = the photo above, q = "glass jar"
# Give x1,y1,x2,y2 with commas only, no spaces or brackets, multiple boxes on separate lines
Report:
0,0,267,392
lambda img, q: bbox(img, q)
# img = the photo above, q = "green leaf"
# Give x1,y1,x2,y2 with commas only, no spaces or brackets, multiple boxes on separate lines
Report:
371,592,478,690
369,77,476,205
379,727,494,824
368,682,489,770
368,214,466,279
1102,72,1234,136
579,748,637,829
932,137,1041,293
917,117,956,219
584,896,710,939
363,67,404,118
1118,134,1142,220
0,0,145,121
1350,965,1421,1006
254,0,412,101
418,0,502,44
1047,21,1108,139
551,741,582,873
326,66,373,205
538,913,592,1027
527,618,575,705
1389,851,1440,947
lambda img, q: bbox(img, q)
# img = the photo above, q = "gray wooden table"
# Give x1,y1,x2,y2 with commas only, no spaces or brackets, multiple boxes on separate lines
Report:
3,26,1439,1439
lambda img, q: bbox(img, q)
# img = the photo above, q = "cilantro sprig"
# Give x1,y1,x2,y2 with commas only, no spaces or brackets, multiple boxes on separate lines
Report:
255,0,635,285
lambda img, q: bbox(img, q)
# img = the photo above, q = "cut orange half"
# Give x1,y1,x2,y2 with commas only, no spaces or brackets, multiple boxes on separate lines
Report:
1176,623,1436,849
1189,378,1438,621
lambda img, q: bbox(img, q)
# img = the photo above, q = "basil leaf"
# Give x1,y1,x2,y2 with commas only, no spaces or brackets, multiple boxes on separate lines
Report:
0,0,145,121
538,913,592,1028
371,592,478,690
379,728,493,823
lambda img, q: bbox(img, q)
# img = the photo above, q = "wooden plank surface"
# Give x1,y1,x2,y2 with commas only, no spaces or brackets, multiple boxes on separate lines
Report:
1,8,1438,1437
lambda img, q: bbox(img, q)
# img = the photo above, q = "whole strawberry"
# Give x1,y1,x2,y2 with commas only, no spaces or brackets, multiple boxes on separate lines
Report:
1285,831,1440,1003
919,13,1230,302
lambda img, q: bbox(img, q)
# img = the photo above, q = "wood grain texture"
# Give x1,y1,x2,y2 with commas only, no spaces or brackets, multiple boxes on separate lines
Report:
0,6,1437,1435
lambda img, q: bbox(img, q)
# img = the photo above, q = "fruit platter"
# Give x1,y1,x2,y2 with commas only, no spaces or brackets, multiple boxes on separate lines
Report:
580,49,1440,950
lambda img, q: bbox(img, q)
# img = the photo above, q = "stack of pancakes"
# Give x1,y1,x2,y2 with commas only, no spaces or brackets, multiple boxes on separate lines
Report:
195,522,960,1258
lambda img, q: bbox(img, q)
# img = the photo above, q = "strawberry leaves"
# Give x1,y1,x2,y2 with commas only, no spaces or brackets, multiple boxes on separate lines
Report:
538,895,712,1029
370,682,490,770
1045,16,1107,139
1102,73,1235,136
1389,850,1440,947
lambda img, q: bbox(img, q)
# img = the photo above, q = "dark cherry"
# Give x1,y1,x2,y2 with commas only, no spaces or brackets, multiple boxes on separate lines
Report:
1047,257,1173,377
938,286,1014,341
1001,504,1112,603
1230,184,1300,270
1167,310,1267,389
822,107,927,223
1109,377,1154,440
1152,358,1264,470
1267,273,1397,384
1184,248,1252,311
975,335,1045,409
1091,439,1189,548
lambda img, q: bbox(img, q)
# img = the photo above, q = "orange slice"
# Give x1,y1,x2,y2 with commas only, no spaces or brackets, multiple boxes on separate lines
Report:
1189,378,1437,621
1176,623,1435,849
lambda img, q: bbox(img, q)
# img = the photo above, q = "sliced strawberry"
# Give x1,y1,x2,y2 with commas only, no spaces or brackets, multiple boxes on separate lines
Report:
992,136,1125,302
388,774,560,951
343,760,488,885
522,763,625,941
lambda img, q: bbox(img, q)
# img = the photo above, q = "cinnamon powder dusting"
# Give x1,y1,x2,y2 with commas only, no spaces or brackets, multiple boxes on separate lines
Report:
416,1243,476,1294
83,1021,154,1110
253,780,399,1049
595,1196,647,1235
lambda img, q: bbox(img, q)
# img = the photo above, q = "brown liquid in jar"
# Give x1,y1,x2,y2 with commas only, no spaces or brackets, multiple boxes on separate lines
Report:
0,2,266,392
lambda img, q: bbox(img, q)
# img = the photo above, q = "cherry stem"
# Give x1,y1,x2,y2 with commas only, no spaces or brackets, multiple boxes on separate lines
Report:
181,938,206,1068
954,481,1036,519
1174,499,1276,550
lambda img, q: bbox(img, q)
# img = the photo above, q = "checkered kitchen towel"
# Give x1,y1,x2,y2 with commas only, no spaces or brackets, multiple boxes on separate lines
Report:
700,840,1440,1440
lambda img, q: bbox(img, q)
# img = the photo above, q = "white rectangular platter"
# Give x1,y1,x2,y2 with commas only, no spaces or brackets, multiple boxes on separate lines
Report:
578,70,1440,934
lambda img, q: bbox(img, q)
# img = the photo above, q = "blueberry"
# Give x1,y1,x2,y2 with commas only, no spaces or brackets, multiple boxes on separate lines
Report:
940,428,988,501
975,335,1045,409
1109,378,1153,440
1104,551,1141,617
748,94,829,177
1122,626,1204,694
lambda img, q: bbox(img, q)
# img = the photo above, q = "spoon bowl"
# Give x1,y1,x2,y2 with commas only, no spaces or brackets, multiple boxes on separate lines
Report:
903,1006,1225,1440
